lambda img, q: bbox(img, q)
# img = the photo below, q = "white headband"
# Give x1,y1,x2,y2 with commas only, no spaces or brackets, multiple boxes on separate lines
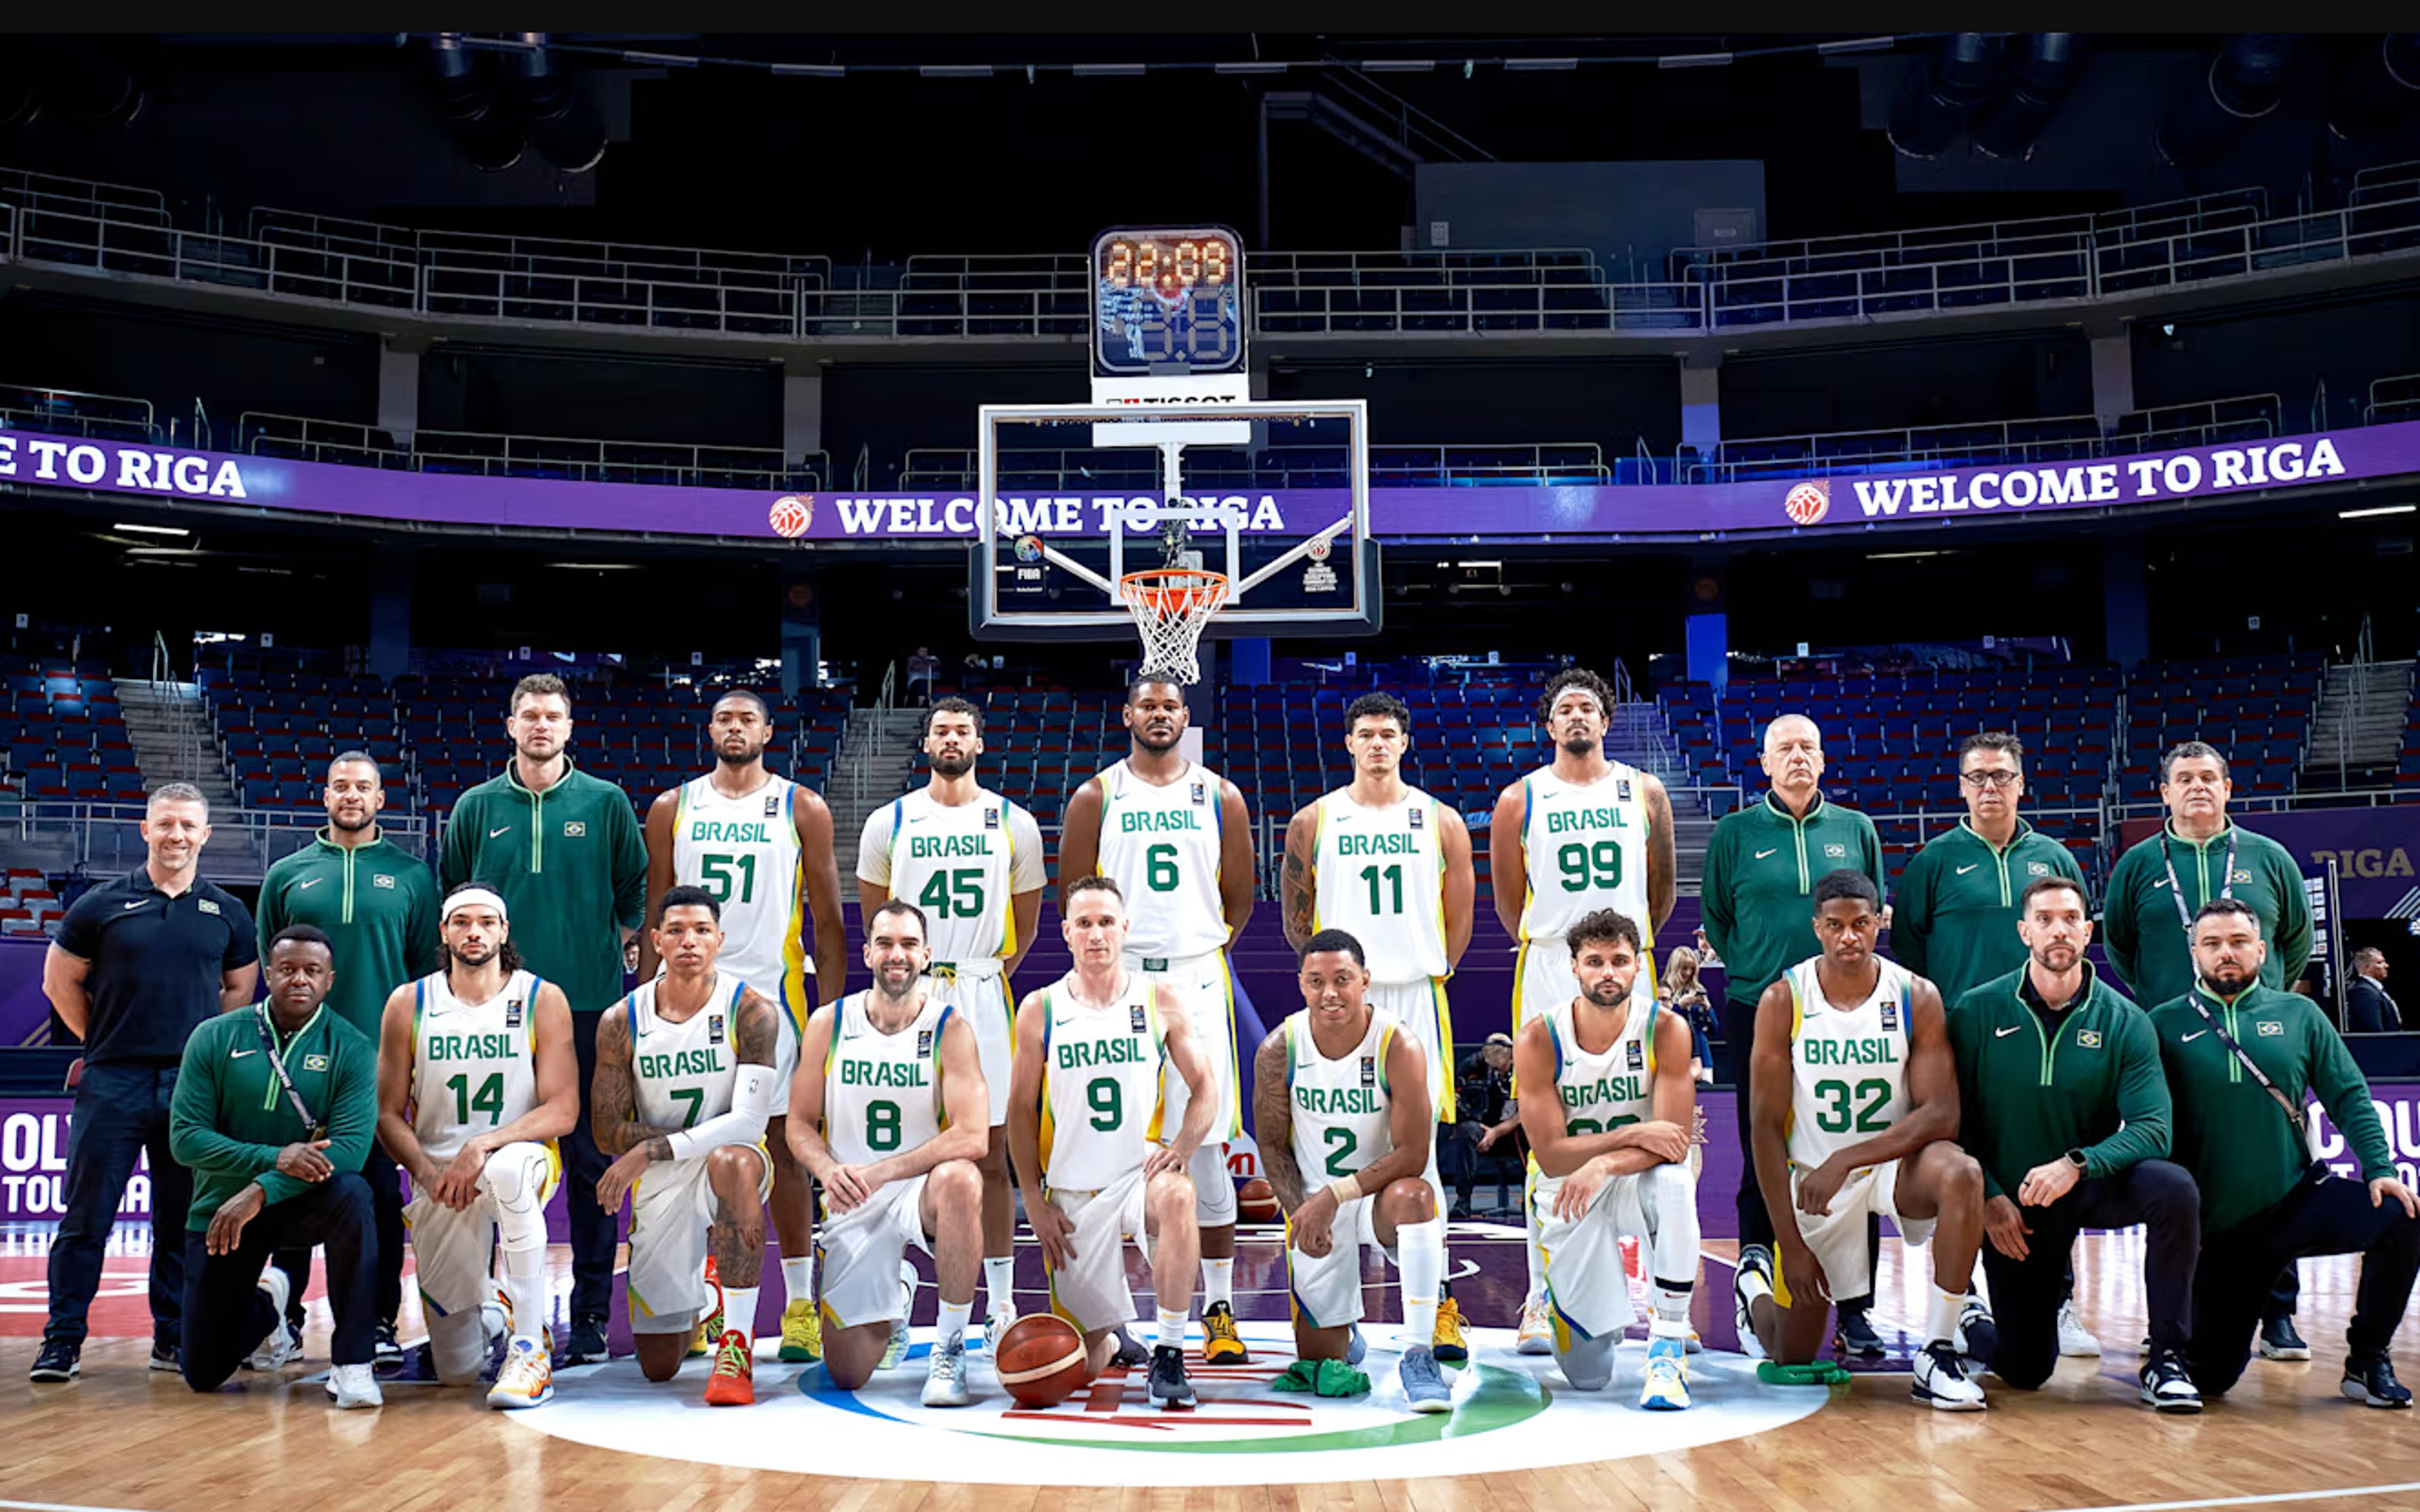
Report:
443,886,509,924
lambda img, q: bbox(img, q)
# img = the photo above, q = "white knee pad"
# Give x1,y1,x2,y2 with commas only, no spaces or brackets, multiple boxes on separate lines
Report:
1557,1332,1616,1392
480,1146,550,1256
426,1305,493,1386
1190,1142,1236,1227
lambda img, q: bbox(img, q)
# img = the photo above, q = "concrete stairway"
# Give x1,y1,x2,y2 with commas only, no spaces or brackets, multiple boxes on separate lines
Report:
824,707,928,874
2301,659,2414,792
112,677,259,875
1605,700,1715,893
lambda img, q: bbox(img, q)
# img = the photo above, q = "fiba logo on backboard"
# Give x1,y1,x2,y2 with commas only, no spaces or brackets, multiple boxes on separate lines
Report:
769,495,815,538
1782,481,1829,525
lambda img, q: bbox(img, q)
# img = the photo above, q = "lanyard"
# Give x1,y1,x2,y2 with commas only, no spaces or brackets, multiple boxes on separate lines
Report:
253,1004,325,1139
2184,988,2305,1141
2160,825,2236,935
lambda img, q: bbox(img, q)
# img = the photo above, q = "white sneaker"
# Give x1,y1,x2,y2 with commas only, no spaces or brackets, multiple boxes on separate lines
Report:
986,1299,1017,1351
2057,1300,2102,1358
1913,1341,1988,1411
1515,1297,1555,1356
487,1337,554,1410
880,1314,911,1370
325,1362,384,1409
922,1337,972,1407
245,1268,299,1370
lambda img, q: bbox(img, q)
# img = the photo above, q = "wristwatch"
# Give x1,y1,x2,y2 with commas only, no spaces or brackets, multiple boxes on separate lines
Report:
2065,1148,2089,1172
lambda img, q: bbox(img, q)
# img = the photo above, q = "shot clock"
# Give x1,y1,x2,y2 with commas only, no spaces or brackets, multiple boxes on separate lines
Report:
1090,225,1245,378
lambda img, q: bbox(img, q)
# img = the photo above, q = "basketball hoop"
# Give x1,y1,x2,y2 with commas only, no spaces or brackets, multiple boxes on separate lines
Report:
1119,567,1230,685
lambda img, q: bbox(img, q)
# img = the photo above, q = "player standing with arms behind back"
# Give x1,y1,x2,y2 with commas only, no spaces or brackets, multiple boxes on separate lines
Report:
1056,675,1257,1365
1281,690,1475,1363
1489,666,1675,1354
857,696,1045,1347
641,689,846,1365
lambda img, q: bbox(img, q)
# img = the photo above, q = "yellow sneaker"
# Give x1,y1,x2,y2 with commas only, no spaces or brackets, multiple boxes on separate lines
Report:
487,1337,553,1410
1201,1301,1249,1365
1432,1296,1470,1365
778,1298,822,1363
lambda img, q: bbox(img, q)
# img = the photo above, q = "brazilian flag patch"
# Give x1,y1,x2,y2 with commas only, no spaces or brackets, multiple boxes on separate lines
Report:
303,1053,330,1072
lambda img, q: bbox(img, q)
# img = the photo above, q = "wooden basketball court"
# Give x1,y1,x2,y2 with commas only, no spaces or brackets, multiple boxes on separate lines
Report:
6,1227,2414,1512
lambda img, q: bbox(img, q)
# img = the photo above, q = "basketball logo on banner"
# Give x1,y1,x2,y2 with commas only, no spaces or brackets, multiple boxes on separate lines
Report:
769,495,815,538
1782,481,1830,525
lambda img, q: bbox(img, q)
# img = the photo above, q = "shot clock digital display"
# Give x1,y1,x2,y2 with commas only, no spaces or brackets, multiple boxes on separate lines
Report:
1091,225,1245,377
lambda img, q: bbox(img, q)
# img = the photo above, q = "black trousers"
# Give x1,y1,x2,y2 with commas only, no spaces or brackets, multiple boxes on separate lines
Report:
1718,995,1880,1305
566,1008,616,1324
43,1063,194,1352
268,1139,403,1331
1979,1159,2201,1390
2190,1175,2420,1397
180,1173,375,1390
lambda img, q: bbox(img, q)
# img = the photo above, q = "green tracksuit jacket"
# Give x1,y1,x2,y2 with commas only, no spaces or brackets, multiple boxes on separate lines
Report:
2103,820,2312,1011
256,830,441,1041
439,759,647,1014
1892,818,2087,1005
1701,790,1885,1008
2151,982,2396,1235
169,1004,379,1227
1948,963,2169,1201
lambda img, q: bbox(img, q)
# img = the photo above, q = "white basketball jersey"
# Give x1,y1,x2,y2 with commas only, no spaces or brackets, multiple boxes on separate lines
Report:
671,773,807,1007
410,967,544,1164
873,788,1032,966
1037,971,1167,1192
626,972,752,1138
1310,788,1449,983
1783,955,1915,1171
1093,760,1229,960
1518,764,1653,946
821,990,952,1166
1282,1008,1400,1187
1542,993,1659,1140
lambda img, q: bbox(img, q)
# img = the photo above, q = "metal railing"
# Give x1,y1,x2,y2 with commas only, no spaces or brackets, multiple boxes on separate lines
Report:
899,440,1608,493
2367,372,2420,427
9,202,420,307
0,166,170,226
1250,248,1602,283
1672,188,2269,275
2351,159,2420,206
0,799,430,883
236,411,829,490
1254,277,1704,335
0,382,158,444
2095,186,2420,294
2103,393,2281,453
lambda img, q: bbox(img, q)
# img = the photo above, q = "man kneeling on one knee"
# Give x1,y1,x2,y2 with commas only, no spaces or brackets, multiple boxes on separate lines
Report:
169,925,384,1407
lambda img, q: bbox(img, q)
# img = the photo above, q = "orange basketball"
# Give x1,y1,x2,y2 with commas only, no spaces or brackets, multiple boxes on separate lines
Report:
1237,1176,1279,1223
996,1314,1088,1407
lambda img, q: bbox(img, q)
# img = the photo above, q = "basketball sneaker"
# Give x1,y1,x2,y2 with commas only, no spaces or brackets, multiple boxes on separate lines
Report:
985,1298,1017,1354
1957,1296,2000,1370
2056,1300,2102,1358
779,1299,822,1363
1912,1341,1986,1411
149,1342,180,1373
2139,1347,2203,1414
1640,1336,1691,1411
1732,1245,1773,1361
1432,1296,1469,1365
921,1337,972,1407
702,1329,755,1406
690,1256,724,1358
2259,1315,2312,1361
880,1314,911,1370
1346,1323,1366,1365
28,1341,78,1382
562,1314,609,1365
373,1319,405,1375
246,1266,301,1370
1833,1303,1885,1357
1516,1295,1555,1356
1201,1300,1248,1365
1109,1324,1150,1368
487,1337,553,1410
1148,1344,1197,1409
2342,1353,2412,1409
1399,1344,1452,1413
325,1363,384,1409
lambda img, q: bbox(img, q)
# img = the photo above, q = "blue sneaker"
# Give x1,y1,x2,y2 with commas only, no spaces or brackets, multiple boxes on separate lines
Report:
1399,1344,1451,1413
1346,1323,1366,1365
1640,1336,1691,1411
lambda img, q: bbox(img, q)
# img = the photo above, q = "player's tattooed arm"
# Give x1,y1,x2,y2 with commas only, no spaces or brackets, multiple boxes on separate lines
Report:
589,1004,680,1159
1279,807,1318,953
1641,772,1678,939
734,988,780,1068
1252,1029,1306,1213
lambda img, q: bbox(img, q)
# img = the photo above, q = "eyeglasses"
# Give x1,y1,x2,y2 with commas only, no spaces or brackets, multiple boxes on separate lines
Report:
1959,770,2020,789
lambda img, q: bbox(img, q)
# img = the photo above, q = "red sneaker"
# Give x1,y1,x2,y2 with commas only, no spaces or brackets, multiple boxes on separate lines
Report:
702,1329,755,1406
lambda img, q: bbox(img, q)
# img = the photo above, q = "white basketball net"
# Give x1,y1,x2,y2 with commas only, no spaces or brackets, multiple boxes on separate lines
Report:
1119,568,1230,685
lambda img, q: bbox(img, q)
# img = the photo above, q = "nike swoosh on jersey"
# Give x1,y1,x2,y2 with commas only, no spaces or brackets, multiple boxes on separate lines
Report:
230,1049,257,1058
298,878,325,890
1956,864,1981,876
1754,848,1779,859
2182,1030,2208,1042
489,825,514,838
1995,1025,2023,1038
121,900,146,910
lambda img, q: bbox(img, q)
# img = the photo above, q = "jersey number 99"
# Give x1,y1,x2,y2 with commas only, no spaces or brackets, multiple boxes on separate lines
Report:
1556,840,1623,893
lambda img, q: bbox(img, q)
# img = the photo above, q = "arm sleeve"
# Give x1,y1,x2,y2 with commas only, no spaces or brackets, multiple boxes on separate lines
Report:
2099,850,2142,997
611,794,647,933
1007,804,1046,893
856,802,896,888
666,1060,774,1161
1893,852,1932,979
439,794,474,893
221,895,259,971
168,1030,285,1184
2271,846,2314,987
2083,1007,2173,1174
2308,1009,2396,1183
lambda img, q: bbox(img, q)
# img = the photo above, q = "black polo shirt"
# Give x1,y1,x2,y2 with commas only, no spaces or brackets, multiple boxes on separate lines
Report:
52,869,257,1067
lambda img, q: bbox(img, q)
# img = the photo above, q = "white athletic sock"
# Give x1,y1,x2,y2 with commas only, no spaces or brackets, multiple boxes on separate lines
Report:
500,1244,548,1349
723,1286,759,1345
1397,1218,1444,1343
1201,1257,1233,1312
1927,1286,1965,1346
1736,1249,1774,1307
899,1258,920,1312
781,1254,813,1306
1524,1198,1547,1304
1156,1306,1189,1353
984,1256,1016,1312
937,1299,972,1348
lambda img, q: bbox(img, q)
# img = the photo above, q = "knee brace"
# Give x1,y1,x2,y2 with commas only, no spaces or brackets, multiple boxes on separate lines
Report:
1557,1332,1616,1392
425,1305,493,1386
1191,1143,1236,1227
481,1147,550,1257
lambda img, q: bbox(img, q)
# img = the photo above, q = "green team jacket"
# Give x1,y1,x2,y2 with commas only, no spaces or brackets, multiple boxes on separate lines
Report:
1701,791,1885,1008
2151,982,2397,1235
2102,820,2312,1011
1947,963,2169,1201
256,830,441,1041
1893,818,2087,1005
168,1004,379,1227
440,759,647,1014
